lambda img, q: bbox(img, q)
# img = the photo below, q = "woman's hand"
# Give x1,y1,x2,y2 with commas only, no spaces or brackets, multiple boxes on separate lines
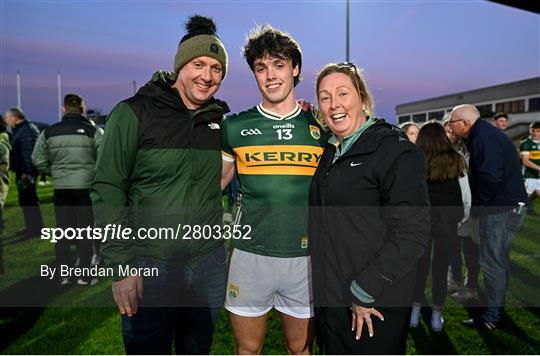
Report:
351,303,384,340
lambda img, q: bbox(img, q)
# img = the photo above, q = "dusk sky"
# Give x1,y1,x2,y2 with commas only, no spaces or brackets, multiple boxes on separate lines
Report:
1,1,538,124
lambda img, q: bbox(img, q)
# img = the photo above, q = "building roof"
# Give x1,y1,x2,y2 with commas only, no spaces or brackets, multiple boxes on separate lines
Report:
396,77,540,114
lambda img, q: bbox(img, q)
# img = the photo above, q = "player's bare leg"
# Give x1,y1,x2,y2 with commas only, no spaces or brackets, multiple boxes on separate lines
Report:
230,312,269,354
280,312,314,355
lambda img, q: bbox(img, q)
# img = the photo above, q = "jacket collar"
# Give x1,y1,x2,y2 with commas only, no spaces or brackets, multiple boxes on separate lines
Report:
329,117,376,163
140,70,230,123
464,118,487,149
339,119,405,156
192,97,230,124
12,119,29,132
466,118,483,139
61,113,93,124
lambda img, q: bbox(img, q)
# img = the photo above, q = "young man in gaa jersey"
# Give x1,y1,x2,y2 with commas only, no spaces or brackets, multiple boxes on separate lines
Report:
221,26,328,354
520,122,540,213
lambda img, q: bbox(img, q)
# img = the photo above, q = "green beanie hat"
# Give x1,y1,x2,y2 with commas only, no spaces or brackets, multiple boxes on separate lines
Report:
174,15,228,79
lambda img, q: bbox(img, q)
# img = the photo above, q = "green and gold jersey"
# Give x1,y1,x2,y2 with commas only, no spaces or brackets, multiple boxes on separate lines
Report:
520,137,540,179
221,104,328,257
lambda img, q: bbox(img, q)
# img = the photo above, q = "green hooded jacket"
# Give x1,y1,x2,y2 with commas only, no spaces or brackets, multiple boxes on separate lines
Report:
91,71,230,279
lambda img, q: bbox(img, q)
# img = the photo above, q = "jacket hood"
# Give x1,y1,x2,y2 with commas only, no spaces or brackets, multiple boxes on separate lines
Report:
347,119,408,155
136,70,230,117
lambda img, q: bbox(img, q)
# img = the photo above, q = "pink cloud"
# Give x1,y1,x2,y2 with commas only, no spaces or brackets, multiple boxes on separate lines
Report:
2,35,170,82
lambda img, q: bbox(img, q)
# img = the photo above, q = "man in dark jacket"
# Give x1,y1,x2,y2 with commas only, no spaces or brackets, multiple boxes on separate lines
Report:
449,104,528,330
91,15,229,354
32,94,103,286
4,107,44,237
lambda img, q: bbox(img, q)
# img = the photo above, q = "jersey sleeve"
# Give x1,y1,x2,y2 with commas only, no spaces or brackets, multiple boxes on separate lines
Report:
520,139,531,155
221,115,236,162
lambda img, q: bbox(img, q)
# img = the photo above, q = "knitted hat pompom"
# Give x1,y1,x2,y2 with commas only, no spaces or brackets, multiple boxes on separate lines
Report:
185,15,217,35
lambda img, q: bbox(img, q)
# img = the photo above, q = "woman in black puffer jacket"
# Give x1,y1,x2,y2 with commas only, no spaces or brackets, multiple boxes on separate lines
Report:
309,63,430,354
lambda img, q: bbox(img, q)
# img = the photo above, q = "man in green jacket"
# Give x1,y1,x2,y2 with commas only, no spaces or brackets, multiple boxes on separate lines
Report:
91,15,229,354
32,93,103,286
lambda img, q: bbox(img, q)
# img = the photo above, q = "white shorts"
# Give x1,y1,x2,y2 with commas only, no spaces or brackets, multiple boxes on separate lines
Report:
525,178,540,195
225,248,314,319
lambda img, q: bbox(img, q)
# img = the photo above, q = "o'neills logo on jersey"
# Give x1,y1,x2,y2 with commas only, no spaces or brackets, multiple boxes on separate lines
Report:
233,145,324,176
272,123,295,129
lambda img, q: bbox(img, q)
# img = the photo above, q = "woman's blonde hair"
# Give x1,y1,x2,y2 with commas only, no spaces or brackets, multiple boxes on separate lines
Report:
316,62,374,117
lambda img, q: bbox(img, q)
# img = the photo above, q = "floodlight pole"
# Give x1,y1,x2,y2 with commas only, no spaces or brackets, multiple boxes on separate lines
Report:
346,0,350,63
16,70,22,108
57,71,62,121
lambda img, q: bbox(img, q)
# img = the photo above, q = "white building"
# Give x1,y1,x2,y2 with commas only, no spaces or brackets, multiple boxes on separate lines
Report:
395,77,540,138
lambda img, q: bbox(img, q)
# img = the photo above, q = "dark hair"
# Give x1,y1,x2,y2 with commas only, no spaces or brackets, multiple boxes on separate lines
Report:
63,93,84,114
530,121,540,130
0,115,6,132
493,112,508,121
243,25,302,86
6,107,25,120
416,121,467,183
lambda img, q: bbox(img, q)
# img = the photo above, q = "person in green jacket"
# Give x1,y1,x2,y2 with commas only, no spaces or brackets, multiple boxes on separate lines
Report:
0,115,11,276
91,15,229,354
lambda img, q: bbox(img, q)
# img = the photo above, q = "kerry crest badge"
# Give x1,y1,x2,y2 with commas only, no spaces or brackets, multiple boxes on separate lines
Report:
309,125,321,140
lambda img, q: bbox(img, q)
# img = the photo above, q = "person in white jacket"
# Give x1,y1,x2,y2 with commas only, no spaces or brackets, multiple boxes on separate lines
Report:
445,119,479,301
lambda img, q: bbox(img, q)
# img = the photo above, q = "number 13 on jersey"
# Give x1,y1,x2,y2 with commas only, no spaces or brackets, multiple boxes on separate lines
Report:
276,128,293,140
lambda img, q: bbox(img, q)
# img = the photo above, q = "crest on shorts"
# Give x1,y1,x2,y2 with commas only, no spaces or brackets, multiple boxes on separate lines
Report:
309,125,321,140
228,283,240,300
301,236,308,249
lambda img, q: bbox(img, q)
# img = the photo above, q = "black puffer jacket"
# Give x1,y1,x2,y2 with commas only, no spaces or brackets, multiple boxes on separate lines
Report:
309,119,430,308
10,120,40,176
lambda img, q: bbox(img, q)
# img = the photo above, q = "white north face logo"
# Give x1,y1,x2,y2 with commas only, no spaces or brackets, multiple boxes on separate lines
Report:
76,129,85,134
240,128,262,136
